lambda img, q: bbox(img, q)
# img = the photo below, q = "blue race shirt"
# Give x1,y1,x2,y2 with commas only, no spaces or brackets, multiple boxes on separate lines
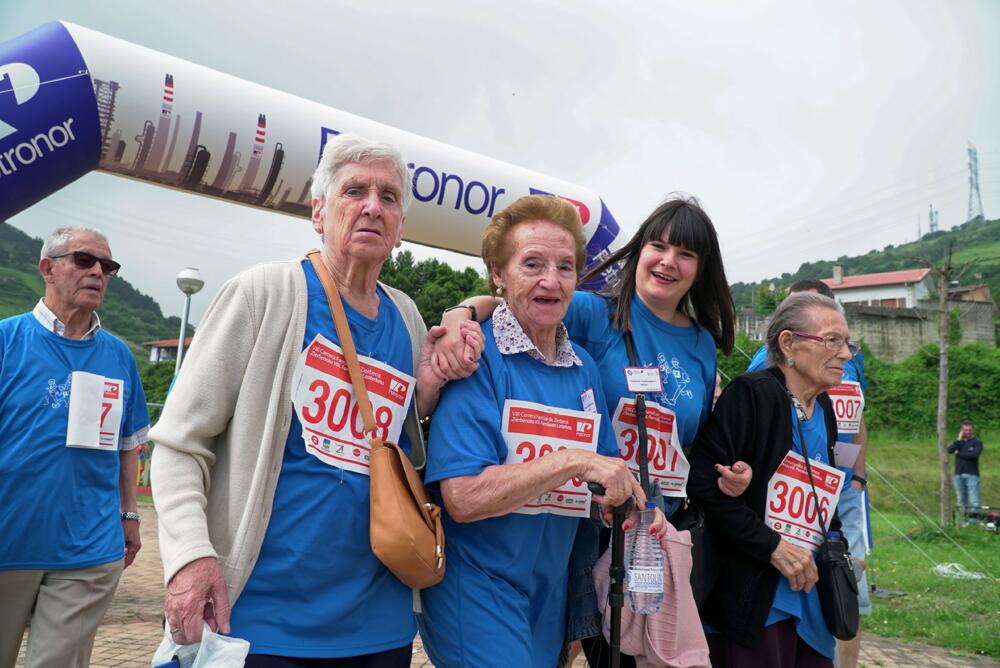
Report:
746,347,867,444
230,261,415,657
563,292,717,451
0,313,149,569
417,321,617,668
766,402,835,659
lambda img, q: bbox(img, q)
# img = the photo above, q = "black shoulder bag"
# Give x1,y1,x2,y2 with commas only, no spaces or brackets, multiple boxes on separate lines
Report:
787,392,859,641
623,331,717,609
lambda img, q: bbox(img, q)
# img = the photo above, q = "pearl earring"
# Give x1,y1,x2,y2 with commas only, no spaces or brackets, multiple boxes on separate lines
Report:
786,358,795,367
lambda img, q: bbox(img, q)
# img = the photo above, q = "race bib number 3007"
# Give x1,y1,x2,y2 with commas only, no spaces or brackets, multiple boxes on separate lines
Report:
827,381,864,434
292,334,414,476
502,400,601,518
611,397,688,497
765,451,845,552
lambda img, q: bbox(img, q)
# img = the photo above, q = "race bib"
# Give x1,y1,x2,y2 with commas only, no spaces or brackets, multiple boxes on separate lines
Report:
765,451,845,552
292,333,414,476
827,381,864,434
502,399,601,518
66,371,123,450
611,397,688,497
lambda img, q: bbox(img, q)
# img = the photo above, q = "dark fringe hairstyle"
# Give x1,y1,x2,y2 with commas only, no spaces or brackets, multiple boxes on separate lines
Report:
578,195,735,355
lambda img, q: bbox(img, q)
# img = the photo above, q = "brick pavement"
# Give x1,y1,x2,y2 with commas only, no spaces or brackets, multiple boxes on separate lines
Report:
14,502,1000,667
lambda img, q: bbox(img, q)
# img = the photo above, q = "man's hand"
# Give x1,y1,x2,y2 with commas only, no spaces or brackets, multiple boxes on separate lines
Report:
165,557,231,645
770,539,818,592
122,518,141,567
715,461,752,497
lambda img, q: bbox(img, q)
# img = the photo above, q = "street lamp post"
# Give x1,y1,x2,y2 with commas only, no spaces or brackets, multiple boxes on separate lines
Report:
174,267,204,376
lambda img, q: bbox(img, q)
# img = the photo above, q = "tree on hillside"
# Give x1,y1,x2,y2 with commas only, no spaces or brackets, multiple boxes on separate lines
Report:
378,250,487,327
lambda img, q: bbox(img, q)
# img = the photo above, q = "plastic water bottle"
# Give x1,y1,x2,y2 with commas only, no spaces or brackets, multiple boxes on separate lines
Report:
626,501,664,614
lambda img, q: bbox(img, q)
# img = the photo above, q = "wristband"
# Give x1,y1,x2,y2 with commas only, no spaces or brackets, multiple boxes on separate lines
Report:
851,475,867,489
443,304,478,322
121,511,141,523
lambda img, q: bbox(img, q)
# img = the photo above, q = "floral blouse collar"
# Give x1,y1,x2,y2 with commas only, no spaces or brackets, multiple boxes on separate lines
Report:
492,301,581,368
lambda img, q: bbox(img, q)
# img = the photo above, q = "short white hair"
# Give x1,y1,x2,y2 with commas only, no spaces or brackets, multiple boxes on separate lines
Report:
40,226,109,260
310,133,411,210
766,292,845,368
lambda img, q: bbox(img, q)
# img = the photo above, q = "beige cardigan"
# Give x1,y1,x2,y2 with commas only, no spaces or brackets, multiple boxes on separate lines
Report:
149,259,427,601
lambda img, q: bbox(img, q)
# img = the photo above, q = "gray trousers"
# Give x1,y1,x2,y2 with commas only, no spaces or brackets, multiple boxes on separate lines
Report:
0,559,124,668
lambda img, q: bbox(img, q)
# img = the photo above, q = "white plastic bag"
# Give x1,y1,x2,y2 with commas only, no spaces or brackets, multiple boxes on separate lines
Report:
151,622,250,668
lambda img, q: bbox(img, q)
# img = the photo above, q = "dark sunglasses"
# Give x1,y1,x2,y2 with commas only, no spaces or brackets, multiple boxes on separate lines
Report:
49,251,121,276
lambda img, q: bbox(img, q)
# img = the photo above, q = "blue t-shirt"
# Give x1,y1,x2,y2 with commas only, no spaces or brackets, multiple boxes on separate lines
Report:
766,402,835,659
230,261,415,657
417,322,617,668
0,313,149,569
563,292,717,452
746,346,867,444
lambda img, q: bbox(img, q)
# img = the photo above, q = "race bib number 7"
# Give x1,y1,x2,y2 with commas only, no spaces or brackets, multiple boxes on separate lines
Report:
292,333,414,476
765,451,845,552
611,397,688,497
66,371,123,450
502,399,601,518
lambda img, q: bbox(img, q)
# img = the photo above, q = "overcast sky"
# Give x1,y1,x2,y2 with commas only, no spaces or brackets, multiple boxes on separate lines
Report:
3,0,998,324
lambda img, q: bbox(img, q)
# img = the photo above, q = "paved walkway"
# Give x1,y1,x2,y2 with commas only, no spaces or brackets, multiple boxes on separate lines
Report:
15,503,1000,667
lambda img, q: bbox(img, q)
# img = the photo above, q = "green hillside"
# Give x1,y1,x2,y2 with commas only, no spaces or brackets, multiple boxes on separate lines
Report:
0,221,187,356
731,216,1000,308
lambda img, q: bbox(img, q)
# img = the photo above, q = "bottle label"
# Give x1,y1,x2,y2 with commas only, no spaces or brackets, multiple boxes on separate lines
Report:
626,566,663,594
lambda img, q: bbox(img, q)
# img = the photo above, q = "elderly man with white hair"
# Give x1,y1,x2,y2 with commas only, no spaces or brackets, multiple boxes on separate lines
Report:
0,227,148,667
151,133,482,667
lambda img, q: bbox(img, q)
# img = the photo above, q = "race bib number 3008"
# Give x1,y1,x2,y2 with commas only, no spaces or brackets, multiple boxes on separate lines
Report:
611,397,688,497
292,334,414,476
502,399,601,518
765,451,845,552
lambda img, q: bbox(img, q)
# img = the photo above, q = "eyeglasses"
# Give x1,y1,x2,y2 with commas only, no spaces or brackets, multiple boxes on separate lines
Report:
49,251,121,276
791,331,859,356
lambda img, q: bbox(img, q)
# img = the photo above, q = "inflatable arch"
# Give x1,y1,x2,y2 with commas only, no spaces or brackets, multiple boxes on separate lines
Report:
0,22,622,282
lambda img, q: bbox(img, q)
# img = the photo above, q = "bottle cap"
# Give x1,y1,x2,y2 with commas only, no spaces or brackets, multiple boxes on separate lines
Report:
828,530,841,539
645,501,656,509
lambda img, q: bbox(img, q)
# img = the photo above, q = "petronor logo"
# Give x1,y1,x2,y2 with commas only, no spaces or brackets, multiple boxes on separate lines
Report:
0,62,41,141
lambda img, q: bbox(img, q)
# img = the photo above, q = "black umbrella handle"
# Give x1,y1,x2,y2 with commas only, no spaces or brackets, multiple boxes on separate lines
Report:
588,483,628,668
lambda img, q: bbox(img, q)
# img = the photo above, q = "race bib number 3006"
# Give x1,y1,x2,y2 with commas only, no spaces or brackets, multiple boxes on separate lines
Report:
765,451,845,552
502,399,601,518
292,334,414,476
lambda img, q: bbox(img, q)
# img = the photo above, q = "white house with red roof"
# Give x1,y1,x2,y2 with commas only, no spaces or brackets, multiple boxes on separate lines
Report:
821,265,933,308
143,336,193,363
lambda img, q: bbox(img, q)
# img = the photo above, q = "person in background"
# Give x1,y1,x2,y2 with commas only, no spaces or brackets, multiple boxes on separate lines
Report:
948,420,984,525
689,292,853,667
150,133,482,666
0,227,147,667
746,278,871,668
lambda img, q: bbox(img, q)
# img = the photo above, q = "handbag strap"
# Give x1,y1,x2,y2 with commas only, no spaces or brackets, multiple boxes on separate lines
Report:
306,250,379,441
623,331,652,499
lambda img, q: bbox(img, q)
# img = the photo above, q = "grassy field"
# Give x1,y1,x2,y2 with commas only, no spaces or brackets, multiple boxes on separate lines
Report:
864,431,1000,657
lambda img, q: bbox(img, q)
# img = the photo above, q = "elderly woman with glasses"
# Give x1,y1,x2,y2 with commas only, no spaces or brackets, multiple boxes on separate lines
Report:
686,292,856,668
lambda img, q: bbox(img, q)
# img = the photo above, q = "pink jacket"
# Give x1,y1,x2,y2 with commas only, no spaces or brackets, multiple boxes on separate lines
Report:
594,522,710,668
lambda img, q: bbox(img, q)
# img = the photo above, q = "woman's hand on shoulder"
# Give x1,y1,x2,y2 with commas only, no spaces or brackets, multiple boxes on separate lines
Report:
770,538,818,592
715,460,752,497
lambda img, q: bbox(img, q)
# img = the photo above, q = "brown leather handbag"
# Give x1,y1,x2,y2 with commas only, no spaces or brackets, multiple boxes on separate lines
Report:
307,251,445,588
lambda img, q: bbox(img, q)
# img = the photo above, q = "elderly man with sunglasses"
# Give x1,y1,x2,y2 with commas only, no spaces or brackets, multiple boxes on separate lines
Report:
0,227,149,667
